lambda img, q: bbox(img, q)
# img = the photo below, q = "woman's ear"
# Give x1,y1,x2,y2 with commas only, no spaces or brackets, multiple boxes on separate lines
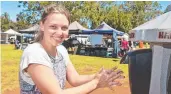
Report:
40,21,44,32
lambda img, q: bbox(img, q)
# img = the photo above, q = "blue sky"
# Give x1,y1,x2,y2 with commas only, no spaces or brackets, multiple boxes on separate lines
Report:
1,1,171,22
1,1,23,22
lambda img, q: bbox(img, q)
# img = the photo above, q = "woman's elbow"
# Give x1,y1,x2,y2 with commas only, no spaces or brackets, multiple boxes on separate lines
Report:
41,89,62,94
69,81,80,87
67,77,80,87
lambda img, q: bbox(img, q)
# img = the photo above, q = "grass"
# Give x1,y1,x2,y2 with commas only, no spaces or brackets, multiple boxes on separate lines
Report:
70,55,128,75
1,44,22,93
1,44,128,94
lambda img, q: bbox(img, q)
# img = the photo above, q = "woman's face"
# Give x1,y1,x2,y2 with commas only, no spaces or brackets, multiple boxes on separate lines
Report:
40,13,69,46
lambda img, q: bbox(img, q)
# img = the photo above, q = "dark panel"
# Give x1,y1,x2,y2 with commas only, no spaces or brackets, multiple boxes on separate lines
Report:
123,49,152,94
167,55,171,94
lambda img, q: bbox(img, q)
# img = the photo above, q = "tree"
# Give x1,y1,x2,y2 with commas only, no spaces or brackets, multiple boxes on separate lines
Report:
17,1,163,33
122,1,162,32
17,1,83,24
16,12,30,30
18,1,48,24
1,12,15,31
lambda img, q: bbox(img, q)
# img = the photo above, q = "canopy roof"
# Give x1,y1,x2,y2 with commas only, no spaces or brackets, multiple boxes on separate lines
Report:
132,11,171,30
130,11,171,43
19,24,39,33
69,21,89,34
82,22,124,36
4,29,21,36
95,22,124,35
69,21,89,30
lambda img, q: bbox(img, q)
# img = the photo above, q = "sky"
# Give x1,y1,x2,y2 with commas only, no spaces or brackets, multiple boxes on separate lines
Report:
1,1,171,22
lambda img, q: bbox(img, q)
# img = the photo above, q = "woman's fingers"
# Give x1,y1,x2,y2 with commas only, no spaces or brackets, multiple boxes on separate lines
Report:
106,66,118,74
111,66,118,71
116,69,123,74
96,67,125,89
109,74,123,82
117,75,125,79
109,81,122,87
107,69,123,80
98,67,105,74
106,67,123,76
108,71,117,79
108,81,122,92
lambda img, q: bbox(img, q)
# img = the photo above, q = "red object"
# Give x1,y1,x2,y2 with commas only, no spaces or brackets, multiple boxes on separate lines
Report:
121,40,128,50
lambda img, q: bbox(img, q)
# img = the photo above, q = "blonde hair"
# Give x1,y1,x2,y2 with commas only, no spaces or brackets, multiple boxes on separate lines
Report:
34,4,70,42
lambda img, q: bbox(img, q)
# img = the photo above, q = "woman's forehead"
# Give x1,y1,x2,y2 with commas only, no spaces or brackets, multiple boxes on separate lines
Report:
44,13,69,25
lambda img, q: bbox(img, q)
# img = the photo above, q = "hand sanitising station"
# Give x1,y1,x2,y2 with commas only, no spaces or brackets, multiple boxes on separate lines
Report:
124,11,171,94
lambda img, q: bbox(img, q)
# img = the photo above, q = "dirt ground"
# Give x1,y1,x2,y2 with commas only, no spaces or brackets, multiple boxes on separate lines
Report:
3,79,131,94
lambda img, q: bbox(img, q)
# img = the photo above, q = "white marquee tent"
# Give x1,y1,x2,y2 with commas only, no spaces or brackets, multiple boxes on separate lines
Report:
4,29,22,36
1,29,22,44
129,11,171,43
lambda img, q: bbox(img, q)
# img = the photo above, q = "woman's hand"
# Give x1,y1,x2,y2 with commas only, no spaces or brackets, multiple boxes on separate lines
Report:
94,67,109,88
94,67,125,89
106,67,125,88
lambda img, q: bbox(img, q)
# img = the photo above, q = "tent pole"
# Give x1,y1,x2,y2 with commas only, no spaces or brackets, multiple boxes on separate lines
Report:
6,34,8,44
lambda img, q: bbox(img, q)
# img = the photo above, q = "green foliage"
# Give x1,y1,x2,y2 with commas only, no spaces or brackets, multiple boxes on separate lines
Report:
1,1,163,33
1,12,30,31
1,12,15,31
16,12,30,30
121,1,162,32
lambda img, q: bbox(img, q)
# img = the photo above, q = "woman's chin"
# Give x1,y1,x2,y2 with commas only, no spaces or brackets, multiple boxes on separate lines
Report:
51,39,62,46
52,41,62,46
51,43,58,47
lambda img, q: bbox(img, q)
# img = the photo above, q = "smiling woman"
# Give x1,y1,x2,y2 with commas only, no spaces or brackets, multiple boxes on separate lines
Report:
19,4,124,94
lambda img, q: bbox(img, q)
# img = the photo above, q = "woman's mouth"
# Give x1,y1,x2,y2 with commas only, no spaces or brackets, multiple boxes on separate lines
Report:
52,36,63,42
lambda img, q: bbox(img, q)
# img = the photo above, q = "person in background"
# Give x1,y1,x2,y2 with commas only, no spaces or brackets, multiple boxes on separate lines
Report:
15,39,19,49
121,38,129,56
19,4,124,94
139,41,144,48
107,38,112,47
128,41,134,51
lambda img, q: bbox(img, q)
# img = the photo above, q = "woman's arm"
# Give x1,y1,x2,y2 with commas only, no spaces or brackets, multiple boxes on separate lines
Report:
27,64,99,94
58,45,96,87
66,60,96,87
66,59,124,87
63,79,98,94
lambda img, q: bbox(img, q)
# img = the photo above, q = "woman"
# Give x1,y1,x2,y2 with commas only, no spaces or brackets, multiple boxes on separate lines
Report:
120,38,129,56
19,4,124,94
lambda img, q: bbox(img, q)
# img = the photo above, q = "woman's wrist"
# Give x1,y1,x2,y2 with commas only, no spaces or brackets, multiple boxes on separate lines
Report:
92,78,99,89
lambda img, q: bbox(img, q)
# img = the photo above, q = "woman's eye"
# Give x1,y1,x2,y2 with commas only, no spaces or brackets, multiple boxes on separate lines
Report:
61,26,68,31
50,26,57,29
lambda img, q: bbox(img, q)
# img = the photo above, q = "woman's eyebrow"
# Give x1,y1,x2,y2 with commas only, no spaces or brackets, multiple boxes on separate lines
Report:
49,23,68,26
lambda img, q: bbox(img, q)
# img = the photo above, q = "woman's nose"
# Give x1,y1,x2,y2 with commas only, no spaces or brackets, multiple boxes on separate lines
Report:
55,28,63,35
55,29,68,37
